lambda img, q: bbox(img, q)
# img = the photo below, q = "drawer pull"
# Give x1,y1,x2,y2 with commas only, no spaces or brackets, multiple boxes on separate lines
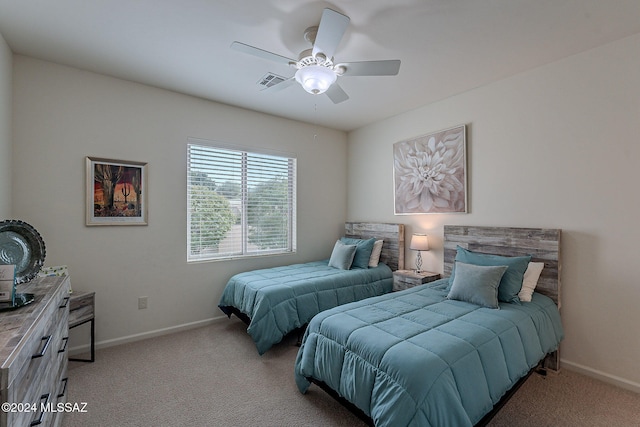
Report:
59,336,69,353
58,377,68,398
59,296,70,309
30,393,50,426
32,335,52,359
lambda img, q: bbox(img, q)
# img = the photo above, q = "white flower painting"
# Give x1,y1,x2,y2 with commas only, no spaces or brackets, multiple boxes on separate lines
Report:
393,125,467,214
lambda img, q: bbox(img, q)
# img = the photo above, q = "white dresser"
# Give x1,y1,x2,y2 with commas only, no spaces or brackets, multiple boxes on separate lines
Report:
0,276,71,427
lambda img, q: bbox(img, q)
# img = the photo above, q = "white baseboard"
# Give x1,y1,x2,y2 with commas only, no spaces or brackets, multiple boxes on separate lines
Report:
68,316,227,356
562,359,640,394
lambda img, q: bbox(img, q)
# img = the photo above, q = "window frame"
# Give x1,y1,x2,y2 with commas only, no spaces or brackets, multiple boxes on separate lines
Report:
187,138,297,262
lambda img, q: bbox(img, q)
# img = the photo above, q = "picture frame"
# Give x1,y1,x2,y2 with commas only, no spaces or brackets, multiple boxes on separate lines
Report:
393,124,467,214
86,157,148,226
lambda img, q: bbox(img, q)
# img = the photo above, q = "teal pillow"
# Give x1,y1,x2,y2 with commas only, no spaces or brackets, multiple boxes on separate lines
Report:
340,237,376,269
328,240,357,270
450,246,531,304
447,262,508,309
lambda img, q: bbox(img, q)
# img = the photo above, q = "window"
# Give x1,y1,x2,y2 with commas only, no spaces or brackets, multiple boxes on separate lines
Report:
187,140,297,262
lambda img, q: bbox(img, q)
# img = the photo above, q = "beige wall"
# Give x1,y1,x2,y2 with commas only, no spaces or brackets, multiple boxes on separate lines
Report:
12,56,348,347
0,33,11,217
347,33,640,392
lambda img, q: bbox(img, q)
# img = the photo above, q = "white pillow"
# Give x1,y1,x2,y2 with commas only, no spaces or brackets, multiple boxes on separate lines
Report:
518,262,545,302
368,240,384,267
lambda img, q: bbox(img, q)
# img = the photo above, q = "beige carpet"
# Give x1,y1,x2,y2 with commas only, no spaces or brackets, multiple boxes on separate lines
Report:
63,319,639,427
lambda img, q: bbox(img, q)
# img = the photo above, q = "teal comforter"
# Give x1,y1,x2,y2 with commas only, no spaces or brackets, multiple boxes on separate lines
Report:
219,261,393,354
295,279,564,426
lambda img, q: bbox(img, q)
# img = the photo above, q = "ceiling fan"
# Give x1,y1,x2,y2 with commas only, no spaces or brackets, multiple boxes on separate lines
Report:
231,8,401,104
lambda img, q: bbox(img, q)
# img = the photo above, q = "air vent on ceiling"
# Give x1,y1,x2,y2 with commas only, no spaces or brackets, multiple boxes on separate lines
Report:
257,72,286,88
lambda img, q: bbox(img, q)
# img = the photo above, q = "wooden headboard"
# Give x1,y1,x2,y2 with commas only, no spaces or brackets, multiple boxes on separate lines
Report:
345,222,405,271
443,225,562,307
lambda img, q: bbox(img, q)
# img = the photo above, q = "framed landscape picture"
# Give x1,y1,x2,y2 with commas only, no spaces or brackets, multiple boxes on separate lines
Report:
393,124,467,214
86,157,148,226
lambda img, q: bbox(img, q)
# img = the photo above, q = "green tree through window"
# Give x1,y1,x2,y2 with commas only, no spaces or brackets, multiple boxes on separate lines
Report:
248,176,289,249
188,185,235,256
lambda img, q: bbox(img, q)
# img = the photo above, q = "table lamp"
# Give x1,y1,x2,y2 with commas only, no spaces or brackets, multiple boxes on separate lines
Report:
410,233,429,273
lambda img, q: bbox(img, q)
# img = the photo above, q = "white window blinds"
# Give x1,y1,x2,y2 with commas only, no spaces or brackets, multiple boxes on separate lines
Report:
187,141,297,261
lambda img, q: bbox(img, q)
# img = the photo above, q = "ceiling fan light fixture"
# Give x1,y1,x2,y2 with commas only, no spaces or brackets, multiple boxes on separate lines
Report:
295,65,337,95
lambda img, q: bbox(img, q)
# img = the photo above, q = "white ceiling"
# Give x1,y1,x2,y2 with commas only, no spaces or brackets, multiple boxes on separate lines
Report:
1,0,639,131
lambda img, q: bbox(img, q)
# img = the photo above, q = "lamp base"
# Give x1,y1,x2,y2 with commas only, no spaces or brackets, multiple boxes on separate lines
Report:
414,251,423,274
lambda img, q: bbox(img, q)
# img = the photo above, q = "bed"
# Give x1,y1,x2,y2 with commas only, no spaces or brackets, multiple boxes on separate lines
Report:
294,225,564,426
218,222,405,354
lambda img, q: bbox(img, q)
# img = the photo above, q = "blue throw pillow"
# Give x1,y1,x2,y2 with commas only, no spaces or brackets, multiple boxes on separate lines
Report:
328,240,357,270
340,237,376,269
450,246,531,304
447,262,508,309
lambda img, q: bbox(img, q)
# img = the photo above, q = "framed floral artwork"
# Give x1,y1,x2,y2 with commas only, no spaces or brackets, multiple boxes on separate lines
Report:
86,157,148,225
393,124,467,214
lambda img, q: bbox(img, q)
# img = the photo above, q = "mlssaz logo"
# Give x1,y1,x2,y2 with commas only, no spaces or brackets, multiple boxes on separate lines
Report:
41,402,89,413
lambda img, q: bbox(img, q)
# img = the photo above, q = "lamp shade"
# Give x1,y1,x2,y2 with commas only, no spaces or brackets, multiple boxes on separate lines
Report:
295,65,337,94
409,233,429,251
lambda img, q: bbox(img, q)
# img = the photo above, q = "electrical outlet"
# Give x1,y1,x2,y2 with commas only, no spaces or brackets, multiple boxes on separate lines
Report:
138,296,148,310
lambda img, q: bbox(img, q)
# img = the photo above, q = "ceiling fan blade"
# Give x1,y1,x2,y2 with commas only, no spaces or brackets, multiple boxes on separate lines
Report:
231,41,295,65
325,83,349,104
337,60,401,76
261,77,296,92
312,8,350,60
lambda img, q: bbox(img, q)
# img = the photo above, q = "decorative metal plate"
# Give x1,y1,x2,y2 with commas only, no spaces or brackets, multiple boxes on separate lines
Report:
0,293,35,312
0,220,46,284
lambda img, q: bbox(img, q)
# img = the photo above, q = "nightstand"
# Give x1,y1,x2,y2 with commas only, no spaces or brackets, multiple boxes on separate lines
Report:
393,270,441,291
68,290,95,362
